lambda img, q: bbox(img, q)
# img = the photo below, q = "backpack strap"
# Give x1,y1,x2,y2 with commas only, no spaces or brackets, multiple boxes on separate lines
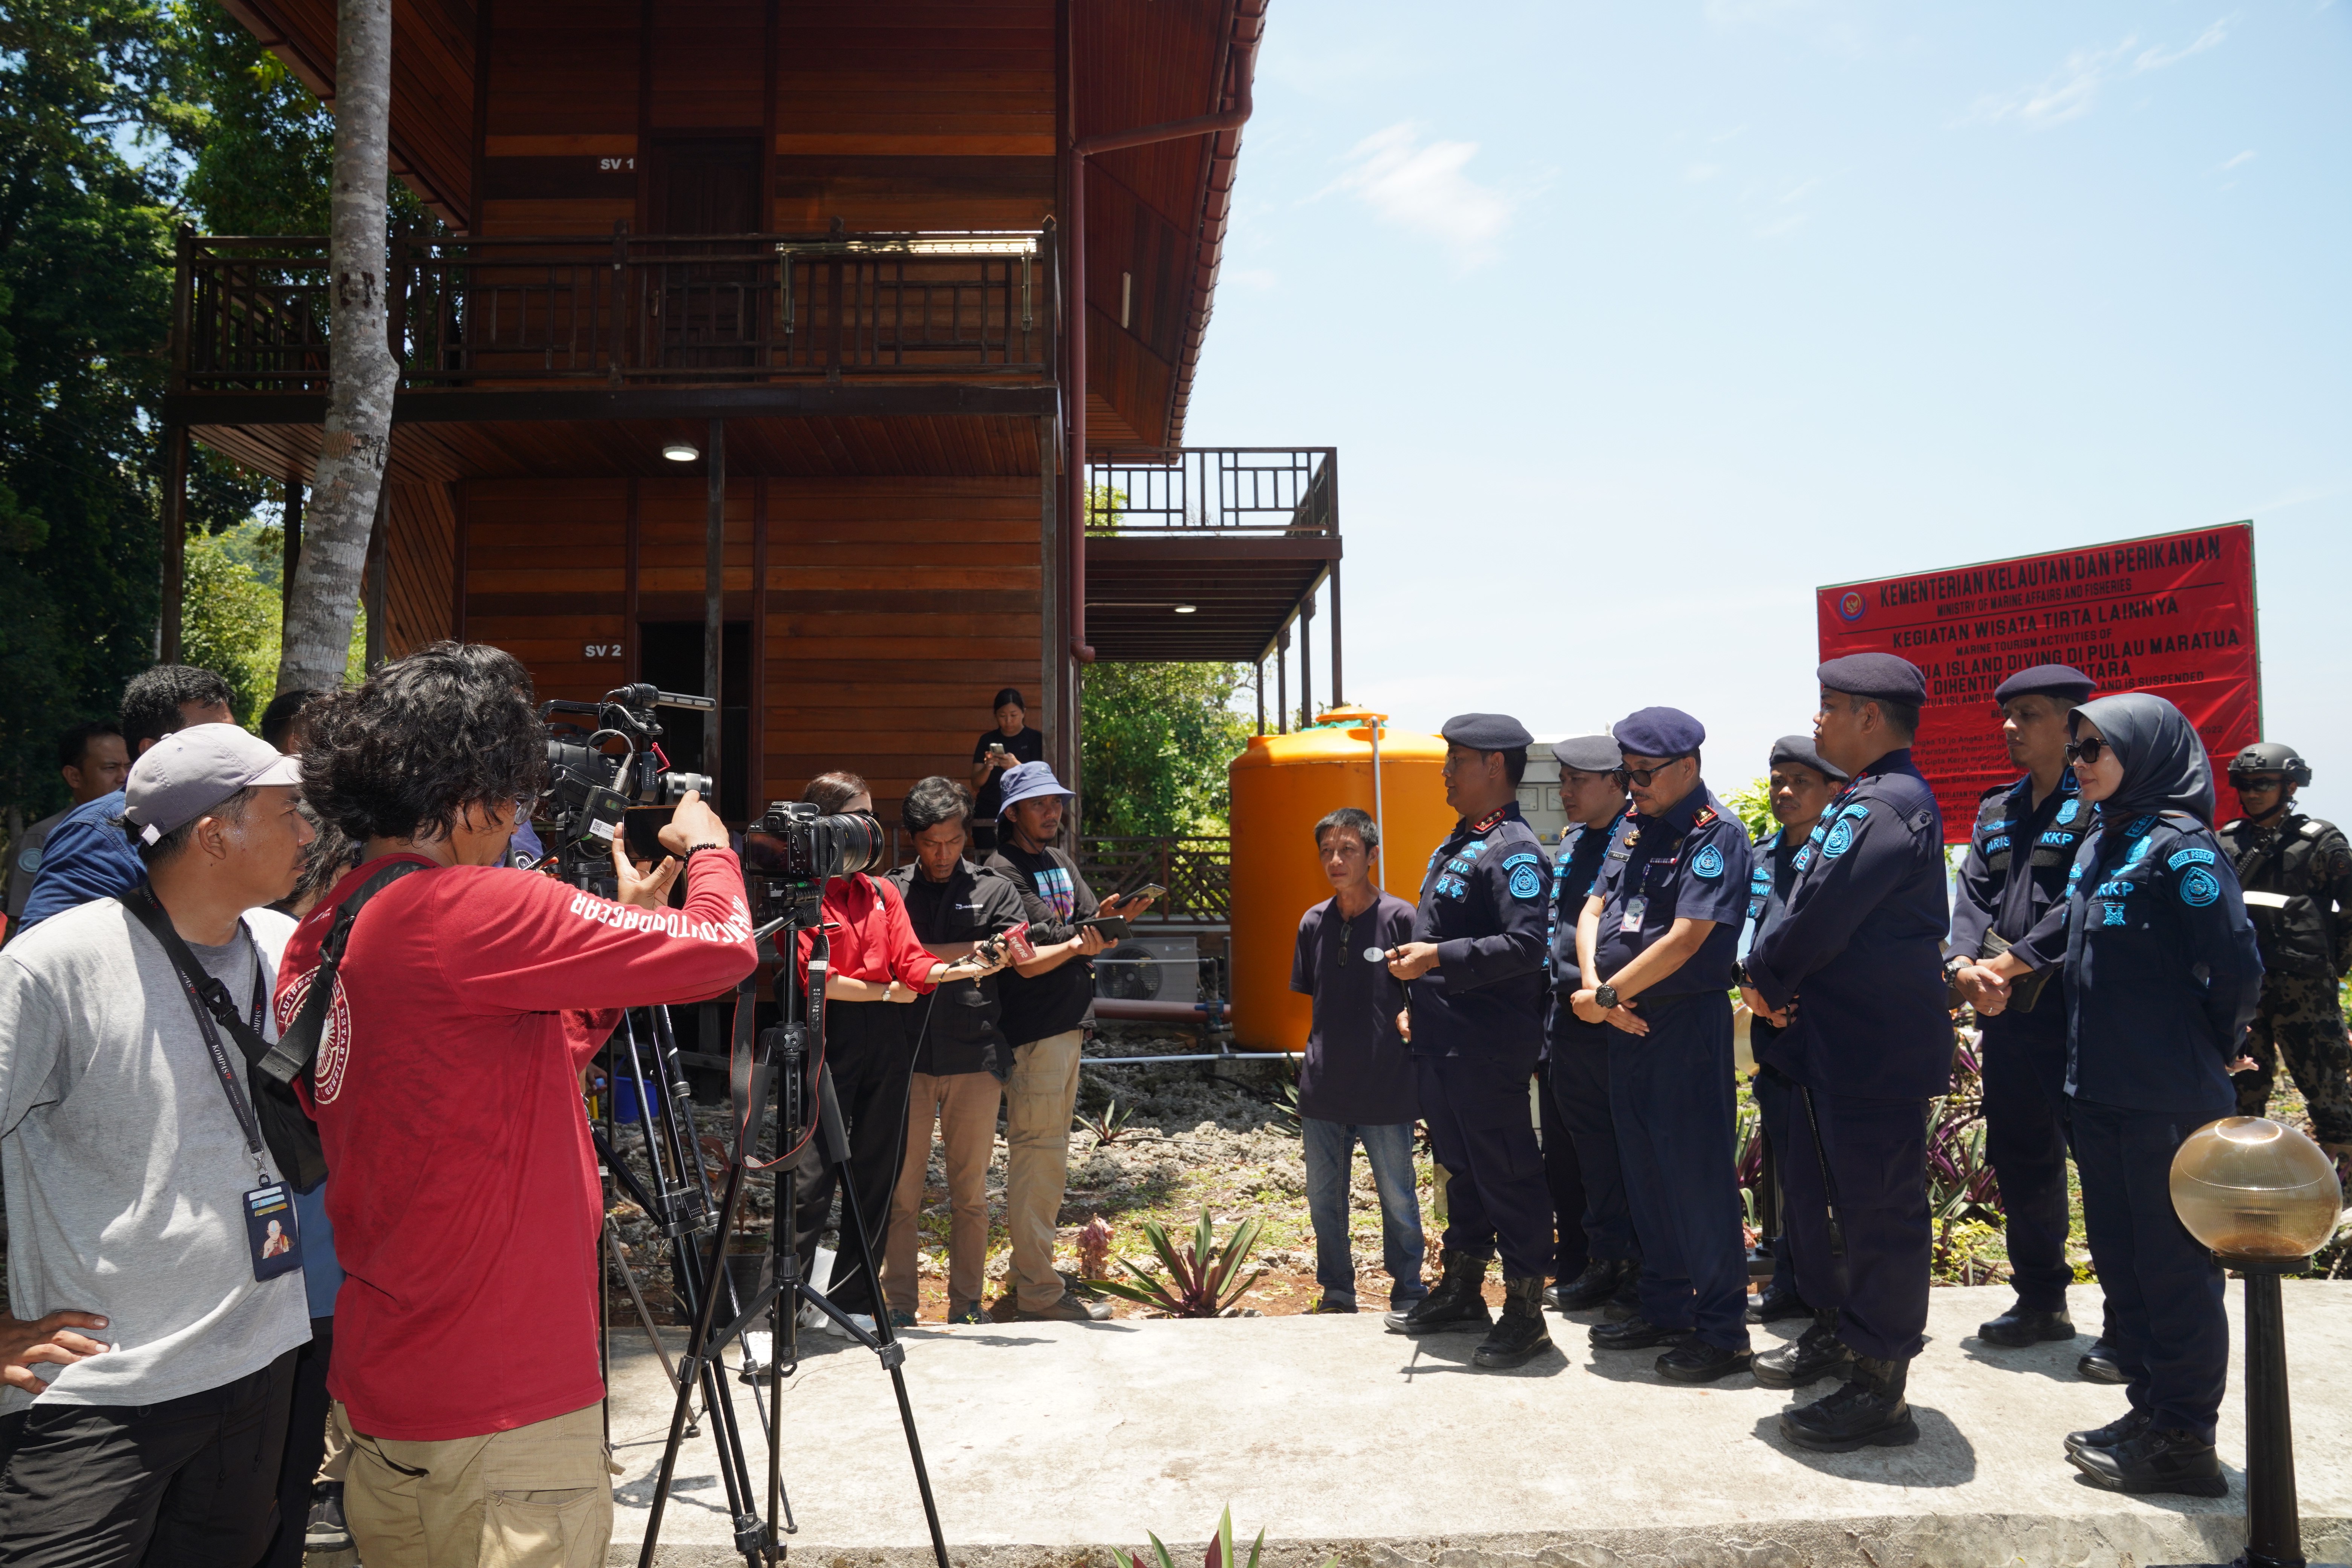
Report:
259,860,429,1085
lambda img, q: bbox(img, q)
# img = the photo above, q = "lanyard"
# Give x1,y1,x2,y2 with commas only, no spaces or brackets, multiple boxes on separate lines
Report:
159,919,273,1184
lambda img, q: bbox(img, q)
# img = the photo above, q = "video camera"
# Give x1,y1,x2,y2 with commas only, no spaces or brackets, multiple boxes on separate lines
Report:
740,801,888,919
539,684,716,875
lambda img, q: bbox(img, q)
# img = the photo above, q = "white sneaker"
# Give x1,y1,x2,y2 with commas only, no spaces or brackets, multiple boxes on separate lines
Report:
823,1311,876,1338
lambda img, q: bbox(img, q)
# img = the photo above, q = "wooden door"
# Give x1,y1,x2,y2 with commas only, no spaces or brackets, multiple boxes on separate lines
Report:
649,138,763,370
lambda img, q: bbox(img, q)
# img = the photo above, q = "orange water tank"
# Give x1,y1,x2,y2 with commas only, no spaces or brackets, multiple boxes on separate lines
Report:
1227,708,1452,1050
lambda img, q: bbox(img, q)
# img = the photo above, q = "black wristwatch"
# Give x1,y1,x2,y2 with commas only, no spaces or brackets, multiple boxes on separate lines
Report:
1593,982,1619,1011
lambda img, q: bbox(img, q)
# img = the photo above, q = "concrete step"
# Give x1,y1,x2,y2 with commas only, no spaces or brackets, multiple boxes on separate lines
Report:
601,1281,2352,1568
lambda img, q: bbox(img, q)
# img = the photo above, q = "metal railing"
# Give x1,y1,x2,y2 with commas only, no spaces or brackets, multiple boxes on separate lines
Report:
1075,835,1231,925
1084,447,1336,534
175,227,1057,392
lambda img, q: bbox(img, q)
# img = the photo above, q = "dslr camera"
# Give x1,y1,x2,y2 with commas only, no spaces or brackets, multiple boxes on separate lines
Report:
539,684,716,875
740,802,888,921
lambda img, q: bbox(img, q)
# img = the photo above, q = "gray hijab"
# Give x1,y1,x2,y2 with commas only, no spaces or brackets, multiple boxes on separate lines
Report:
2070,692,2214,823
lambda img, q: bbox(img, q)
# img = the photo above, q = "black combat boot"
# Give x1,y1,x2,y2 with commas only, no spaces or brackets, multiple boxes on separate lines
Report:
2077,1339,2127,1383
2065,1407,2152,1456
1384,1248,1493,1334
1780,1354,1920,1452
1589,1314,1692,1351
1751,1308,1854,1389
1473,1276,1554,1369
1977,1303,2076,1347
2068,1427,2229,1497
1601,1267,1643,1322
1746,1278,1809,1325
1550,1257,1624,1313
1656,1339,1752,1384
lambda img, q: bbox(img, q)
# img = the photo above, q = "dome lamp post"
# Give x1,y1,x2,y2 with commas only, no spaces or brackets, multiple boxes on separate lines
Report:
2168,1116,2345,1568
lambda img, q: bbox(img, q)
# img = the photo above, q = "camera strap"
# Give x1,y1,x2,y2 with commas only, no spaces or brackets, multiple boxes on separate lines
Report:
119,887,272,1182
263,860,428,1086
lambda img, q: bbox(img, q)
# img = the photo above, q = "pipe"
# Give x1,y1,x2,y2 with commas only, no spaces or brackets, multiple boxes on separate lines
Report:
1370,717,1386,898
1091,997,1228,1025
1066,2,1265,663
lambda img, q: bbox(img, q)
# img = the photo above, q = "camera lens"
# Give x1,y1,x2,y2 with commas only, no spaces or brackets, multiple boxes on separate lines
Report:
816,810,887,878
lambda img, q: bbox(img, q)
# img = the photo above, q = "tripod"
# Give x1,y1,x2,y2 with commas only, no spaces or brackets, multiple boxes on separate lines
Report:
635,902,951,1568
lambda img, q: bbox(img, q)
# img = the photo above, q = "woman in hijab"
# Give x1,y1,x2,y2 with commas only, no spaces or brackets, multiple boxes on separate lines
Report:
1977,692,2262,1498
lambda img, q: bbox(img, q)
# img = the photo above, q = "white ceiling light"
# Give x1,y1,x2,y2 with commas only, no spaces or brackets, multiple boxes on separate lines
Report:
662,443,699,462
1173,603,1197,614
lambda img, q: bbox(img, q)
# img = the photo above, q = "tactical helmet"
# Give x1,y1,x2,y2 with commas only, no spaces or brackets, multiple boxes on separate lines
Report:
2227,741,2312,789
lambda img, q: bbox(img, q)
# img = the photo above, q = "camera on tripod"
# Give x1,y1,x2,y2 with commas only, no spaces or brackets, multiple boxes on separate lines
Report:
539,684,717,873
740,801,888,915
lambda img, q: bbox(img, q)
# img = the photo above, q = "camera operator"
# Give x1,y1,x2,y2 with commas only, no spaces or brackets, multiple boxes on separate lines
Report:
790,773,1007,1337
984,762,1156,1321
282,642,759,1568
882,777,1029,1326
0,725,312,1567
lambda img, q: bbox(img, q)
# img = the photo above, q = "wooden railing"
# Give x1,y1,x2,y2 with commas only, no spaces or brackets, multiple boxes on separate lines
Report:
175,226,1057,393
1076,835,1231,925
1084,447,1337,534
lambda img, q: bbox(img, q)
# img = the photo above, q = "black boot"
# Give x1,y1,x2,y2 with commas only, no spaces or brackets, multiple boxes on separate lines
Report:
1550,1257,1623,1312
1751,1309,1854,1389
1657,1340,1752,1384
1473,1276,1554,1369
1977,1304,2076,1347
1601,1267,1643,1322
1384,1248,1493,1334
2077,1339,2127,1383
2068,1427,2229,1498
2065,1407,2152,1456
1589,1314,1692,1351
1746,1278,1809,1325
1780,1354,1920,1452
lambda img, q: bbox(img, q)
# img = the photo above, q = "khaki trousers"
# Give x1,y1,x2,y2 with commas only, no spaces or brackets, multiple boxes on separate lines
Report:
1004,1028,1086,1310
341,1400,615,1568
884,1069,1004,1312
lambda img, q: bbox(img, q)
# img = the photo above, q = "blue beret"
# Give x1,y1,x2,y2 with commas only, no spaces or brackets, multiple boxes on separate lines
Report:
1613,707,1705,759
1994,663,2095,705
1817,652,1926,705
1769,735,1848,781
1440,713,1534,752
1550,734,1623,772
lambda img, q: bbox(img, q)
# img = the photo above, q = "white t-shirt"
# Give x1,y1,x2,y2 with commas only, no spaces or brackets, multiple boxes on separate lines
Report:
0,899,311,1413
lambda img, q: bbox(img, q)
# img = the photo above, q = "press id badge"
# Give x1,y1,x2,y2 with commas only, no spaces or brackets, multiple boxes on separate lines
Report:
244,1183,303,1282
1619,895,1648,934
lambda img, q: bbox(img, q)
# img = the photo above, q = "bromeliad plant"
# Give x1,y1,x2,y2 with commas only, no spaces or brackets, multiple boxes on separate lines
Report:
1076,1098,1137,1148
1113,1507,1335,1568
1087,1208,1266,1317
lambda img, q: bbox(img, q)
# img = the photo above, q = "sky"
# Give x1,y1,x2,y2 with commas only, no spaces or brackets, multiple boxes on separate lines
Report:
1182,0,2352,819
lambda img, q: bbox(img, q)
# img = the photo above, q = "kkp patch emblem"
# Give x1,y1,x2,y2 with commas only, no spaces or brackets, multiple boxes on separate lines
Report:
2057,799,2080,825
1503,851,1543,900
2178,867,2221,908
1822,818,1857,859
1691,844,1724,879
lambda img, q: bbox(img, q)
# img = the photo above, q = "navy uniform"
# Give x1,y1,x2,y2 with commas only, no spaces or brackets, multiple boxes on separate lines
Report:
1385,714,1553,1367
1741,653,1950,1450
1948,662,2097,1350
1578,708,1755,1380
1743,735,1848,1324
2005,694,2262,1496
1542,735,1637,1311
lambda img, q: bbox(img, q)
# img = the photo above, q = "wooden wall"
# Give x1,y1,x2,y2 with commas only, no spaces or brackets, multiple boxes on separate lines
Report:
449,474,1042,818
383,481,459,661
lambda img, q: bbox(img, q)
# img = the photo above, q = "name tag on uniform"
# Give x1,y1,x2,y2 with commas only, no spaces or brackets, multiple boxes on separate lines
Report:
245,1183,303,1282
1620,894,1648,934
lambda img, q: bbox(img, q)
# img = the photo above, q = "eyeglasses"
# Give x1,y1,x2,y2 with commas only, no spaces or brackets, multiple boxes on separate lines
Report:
2063,737,2108,766
1613,758,1689,788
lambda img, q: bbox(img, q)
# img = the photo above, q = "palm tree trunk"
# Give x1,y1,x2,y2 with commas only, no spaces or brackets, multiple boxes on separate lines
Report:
277,0,398,694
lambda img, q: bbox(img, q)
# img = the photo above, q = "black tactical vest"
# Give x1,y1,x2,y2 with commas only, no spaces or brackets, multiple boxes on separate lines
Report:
2218,813,2345,979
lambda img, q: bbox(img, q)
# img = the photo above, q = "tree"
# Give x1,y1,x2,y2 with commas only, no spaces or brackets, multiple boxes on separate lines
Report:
275,0,397,695
1079,662,1254,838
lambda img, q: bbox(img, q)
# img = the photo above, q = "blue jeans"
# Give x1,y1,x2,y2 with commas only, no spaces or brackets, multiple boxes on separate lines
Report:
1301,1118,1427,1306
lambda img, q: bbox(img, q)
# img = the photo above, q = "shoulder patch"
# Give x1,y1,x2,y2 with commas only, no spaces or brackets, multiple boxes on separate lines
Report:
2056,799,2081,825
2166,846,2216,870
1691,844,1725,879
2178,866,2221,908
1822,817,1857,859
1502,851,1540,871
1508,862,1543,899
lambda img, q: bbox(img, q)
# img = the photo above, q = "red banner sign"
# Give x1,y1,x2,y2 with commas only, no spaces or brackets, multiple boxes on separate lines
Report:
1818,523,2261,841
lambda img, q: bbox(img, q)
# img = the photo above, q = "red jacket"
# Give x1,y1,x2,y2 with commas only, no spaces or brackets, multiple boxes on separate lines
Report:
279,850,758,1440
794,873,939,991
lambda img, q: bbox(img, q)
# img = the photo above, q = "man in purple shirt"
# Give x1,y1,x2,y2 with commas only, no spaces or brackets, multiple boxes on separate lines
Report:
1290,807,1424,1314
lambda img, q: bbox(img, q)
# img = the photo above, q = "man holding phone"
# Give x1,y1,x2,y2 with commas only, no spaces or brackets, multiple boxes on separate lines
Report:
985,763,1157,1321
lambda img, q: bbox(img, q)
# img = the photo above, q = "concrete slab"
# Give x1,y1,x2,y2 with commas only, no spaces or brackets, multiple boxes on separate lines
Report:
603,1282,2352,1568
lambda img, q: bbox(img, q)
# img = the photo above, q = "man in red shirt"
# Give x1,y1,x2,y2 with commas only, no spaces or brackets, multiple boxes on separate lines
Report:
279,643,759,1568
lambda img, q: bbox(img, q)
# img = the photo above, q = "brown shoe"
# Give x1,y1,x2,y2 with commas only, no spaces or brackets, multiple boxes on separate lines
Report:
1015,1292,1111,1322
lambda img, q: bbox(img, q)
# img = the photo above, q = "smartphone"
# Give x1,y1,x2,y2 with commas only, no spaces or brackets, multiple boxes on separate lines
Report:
621,805,677,867
1074,914,1131,940
987,742,1008,757
1122,883,1167,903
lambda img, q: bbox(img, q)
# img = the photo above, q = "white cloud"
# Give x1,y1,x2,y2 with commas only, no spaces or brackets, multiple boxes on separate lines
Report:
1324,122,1518,269
1684,162,1724,183
1964,17,2233,130
2221,149,2256,171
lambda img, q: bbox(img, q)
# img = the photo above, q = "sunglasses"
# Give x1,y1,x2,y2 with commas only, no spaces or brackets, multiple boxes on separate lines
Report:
1613,757,1689,788
2063,737,2108,766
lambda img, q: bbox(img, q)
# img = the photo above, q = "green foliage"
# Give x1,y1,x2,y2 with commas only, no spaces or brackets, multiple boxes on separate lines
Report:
1075,1099,1136,1149
1725,775,1774,842
177,520,366,727
1111,1506,1334,1568
1085,1208,1266,1317
1080,662,1253,836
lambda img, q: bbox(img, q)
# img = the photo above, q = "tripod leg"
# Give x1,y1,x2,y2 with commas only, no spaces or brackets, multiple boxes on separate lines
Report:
607,1216,681,1395
822,1068,951,1568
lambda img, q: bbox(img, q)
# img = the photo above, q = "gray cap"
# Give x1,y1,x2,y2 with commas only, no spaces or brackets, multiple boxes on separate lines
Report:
123,723,303,845
1551,734,1623,772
